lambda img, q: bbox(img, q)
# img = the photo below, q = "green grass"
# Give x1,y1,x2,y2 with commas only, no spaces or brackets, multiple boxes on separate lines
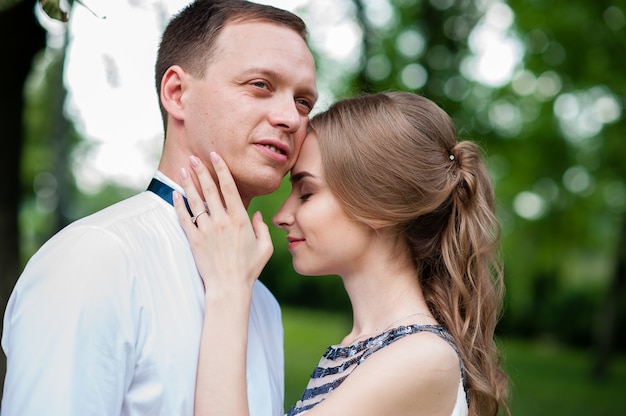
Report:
283,307,352,408
283,307,626,415
502,338,626,415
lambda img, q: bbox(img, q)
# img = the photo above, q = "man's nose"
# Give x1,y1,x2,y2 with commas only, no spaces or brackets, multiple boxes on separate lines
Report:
268,95,301,133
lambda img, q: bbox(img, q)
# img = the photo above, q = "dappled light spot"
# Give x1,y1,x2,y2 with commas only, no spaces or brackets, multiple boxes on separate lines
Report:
429,0,455,11
463,1,522,87
426,45,452,71
541,41,566,67
307,0,361,63
563,166,594,196
396,29,425,59
511,70,537,96
400,63,428,90
603,6,625,31
553,87,621,144
593,94,622,124
444,75,469,102
322,23,361,61
534,71,562,101
525,29,550,54
603,181,626,213
33,172,59,214
306,2,362,81
444,15,473,41
533,177,560,204
519,96,541,123
513,191,547,220
362,0,394,29
488,99,523,138
485,2,515,30
366,54,392,81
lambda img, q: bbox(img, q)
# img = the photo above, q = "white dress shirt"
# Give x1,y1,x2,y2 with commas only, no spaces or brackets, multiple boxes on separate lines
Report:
1,173,284,416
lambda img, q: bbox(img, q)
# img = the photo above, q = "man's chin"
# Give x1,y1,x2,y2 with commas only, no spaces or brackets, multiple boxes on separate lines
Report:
241,174,285,198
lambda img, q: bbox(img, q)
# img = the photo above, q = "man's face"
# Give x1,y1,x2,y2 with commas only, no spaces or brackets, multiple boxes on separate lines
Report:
182,21,317,204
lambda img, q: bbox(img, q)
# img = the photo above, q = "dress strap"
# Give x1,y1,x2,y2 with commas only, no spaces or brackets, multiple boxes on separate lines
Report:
403,325,469,407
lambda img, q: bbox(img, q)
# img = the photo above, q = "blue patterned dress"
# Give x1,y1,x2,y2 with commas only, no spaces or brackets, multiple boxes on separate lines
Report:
286,324,469,416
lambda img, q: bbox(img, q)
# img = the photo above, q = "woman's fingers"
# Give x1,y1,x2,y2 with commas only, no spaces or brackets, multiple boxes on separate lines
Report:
172,153,274,291
251,211,273,266
173,189,194,231
178,164,209,227
188,155,227,223
206,152,246,216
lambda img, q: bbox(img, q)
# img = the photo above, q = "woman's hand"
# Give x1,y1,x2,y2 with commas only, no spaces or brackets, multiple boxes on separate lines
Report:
173,152,273,297
175,153,264,416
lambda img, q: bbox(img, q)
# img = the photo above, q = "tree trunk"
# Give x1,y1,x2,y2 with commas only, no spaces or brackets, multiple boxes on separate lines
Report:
0,0,47,395
592,215,626,379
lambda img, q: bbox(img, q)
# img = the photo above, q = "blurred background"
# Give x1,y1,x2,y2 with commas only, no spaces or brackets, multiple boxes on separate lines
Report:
0,0,624,414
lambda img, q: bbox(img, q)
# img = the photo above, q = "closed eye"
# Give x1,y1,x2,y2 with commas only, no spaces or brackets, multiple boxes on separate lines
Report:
299,193,312,201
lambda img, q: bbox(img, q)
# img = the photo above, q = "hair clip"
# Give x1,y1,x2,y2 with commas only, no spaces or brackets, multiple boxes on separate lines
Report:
449,154,455,161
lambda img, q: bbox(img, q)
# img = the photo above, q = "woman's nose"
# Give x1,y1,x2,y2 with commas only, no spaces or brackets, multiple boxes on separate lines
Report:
272,198,295,229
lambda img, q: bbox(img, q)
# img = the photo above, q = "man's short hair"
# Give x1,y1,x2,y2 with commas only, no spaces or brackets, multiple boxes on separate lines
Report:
155,0,309,127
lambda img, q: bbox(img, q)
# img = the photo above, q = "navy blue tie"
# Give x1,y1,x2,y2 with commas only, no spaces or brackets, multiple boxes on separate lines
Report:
147,178,192,215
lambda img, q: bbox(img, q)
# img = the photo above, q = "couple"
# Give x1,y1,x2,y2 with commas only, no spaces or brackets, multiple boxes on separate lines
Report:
1,0,508,415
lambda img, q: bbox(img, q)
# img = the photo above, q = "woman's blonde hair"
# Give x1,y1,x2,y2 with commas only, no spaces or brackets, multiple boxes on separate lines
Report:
310,92,509,415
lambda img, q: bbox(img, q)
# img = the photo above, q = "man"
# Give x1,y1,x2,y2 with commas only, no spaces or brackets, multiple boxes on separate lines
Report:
1,1,317,415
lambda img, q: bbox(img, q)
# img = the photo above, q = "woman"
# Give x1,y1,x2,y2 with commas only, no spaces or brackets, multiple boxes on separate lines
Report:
174,92,509,415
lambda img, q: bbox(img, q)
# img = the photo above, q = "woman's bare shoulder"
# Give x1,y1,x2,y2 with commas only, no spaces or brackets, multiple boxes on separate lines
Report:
308,330,462,416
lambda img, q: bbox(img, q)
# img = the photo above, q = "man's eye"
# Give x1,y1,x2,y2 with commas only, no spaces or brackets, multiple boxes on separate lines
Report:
253,81,269,89
296,99,313,113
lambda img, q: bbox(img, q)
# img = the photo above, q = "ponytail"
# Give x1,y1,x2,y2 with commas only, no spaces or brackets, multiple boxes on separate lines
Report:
437,140,509,416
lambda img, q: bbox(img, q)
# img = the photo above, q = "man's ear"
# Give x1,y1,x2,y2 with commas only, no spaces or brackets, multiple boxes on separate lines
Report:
160,65,187,122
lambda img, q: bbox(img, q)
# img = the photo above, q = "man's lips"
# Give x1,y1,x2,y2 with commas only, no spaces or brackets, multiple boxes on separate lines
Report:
256,140,290,162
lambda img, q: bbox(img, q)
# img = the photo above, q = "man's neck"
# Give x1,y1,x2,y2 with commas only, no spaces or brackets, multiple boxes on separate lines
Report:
157,156,252,209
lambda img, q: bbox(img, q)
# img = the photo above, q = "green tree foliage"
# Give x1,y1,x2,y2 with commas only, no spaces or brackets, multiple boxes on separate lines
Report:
0,0,47,392
257,0,626,357
496,0,626,352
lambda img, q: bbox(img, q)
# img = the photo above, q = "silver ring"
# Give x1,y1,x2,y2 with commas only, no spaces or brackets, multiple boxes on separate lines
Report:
191,209,209,225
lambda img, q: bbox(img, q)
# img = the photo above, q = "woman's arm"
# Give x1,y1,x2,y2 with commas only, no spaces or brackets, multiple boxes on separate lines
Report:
174,153,272,416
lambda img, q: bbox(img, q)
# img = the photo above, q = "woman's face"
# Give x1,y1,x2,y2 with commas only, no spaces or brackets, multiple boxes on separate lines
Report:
272,132,375,277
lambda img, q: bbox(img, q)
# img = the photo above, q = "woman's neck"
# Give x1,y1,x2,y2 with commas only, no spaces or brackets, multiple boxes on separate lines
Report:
339,258,433,346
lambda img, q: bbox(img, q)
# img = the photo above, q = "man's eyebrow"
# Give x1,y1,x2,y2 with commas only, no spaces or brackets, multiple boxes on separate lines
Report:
289,171,316,184
241,67,279,79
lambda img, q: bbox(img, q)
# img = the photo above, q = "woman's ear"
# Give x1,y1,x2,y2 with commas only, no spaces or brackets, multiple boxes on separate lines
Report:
160,65,187,122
